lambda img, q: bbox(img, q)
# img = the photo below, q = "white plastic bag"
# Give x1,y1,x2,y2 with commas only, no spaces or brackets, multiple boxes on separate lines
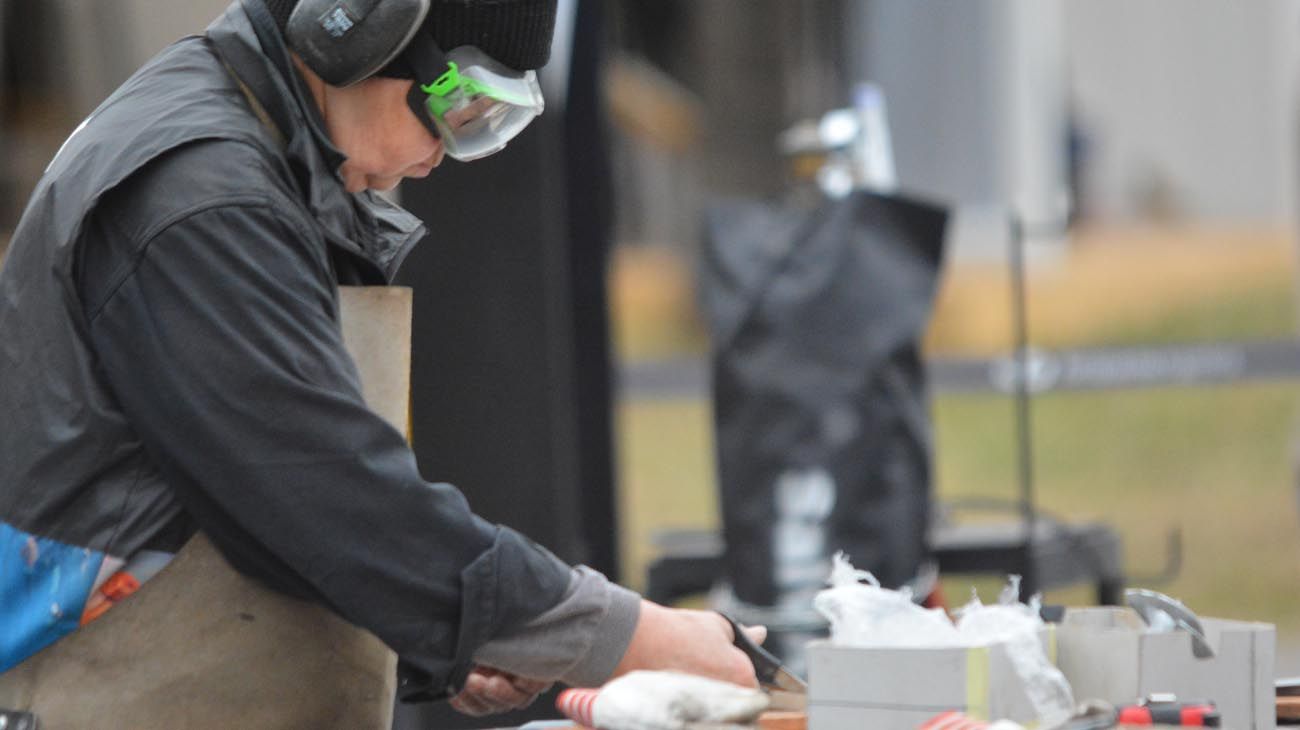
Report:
813,552,962,647
956,578,1074,728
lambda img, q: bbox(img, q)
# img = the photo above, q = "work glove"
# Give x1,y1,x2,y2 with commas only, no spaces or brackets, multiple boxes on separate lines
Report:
558,670,770,730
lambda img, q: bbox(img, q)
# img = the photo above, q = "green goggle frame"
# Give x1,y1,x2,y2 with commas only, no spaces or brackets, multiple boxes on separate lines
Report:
404,38,545,162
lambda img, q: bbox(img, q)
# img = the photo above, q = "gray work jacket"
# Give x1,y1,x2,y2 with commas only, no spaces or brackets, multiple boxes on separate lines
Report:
0,0,634,696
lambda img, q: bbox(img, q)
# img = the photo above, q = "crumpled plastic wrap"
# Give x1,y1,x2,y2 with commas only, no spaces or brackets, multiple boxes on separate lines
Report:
812,551,962,647
956,577,1075,728
814,553,1074,727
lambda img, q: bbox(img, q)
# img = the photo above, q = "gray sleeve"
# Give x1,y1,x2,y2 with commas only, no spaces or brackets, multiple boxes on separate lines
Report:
471,566,642,687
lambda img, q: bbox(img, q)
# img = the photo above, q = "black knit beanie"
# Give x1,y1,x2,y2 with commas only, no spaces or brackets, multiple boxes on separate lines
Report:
262,0,557,75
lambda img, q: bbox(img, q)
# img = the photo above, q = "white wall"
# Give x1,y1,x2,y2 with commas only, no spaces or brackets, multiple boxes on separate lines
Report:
1065,0,1300,224
850,0,1069,258
848,0,1298,231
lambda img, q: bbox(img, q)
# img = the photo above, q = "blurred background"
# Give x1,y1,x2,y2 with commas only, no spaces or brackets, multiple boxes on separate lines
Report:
4,0,1300,686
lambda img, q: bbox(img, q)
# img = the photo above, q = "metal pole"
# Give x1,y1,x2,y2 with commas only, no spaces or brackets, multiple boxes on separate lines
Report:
1009,213,1036,538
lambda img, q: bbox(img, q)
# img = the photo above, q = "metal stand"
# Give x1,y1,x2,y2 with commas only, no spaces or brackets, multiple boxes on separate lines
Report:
1010,214,1037,536
645,213,1127,608
928,213,1125,604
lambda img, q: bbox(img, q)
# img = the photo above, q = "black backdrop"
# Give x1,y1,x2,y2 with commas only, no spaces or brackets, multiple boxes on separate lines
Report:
392,2,615,726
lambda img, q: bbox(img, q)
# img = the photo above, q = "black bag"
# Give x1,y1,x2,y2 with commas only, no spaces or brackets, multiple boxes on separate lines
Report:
703,191,948,606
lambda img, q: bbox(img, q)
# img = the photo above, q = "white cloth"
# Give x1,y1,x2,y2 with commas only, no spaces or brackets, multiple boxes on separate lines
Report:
591,671,770,730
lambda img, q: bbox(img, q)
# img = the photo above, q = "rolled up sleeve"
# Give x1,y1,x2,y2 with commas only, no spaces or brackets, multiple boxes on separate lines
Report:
472,565,641,687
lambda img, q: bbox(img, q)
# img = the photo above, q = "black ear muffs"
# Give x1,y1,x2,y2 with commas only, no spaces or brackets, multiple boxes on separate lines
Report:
286,0,430,86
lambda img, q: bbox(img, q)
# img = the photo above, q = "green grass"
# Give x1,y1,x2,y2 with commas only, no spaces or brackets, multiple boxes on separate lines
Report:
933,387,1300,633
618,388,1300,637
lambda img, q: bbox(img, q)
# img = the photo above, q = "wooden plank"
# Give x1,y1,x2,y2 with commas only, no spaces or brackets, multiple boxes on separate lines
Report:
758,710,807,730
1276,696,1300,720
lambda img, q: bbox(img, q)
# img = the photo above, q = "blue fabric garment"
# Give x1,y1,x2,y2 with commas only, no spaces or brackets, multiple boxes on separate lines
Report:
0,521,102,672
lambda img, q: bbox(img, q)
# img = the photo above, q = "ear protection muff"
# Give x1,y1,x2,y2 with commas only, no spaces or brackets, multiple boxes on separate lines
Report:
286,0,431,87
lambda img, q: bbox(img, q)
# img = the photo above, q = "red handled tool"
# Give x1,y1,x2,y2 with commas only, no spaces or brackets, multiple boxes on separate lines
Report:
1117,695,1219,727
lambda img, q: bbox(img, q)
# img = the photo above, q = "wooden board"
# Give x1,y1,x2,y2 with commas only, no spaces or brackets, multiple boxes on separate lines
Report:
1277,696,1300,720
758,711,806,730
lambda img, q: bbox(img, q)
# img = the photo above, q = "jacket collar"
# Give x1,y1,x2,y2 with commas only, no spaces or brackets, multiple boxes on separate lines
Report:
207,0,426,283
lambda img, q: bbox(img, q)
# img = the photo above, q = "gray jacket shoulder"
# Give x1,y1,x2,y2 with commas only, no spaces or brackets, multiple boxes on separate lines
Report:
78,137,319,320
111,136,304,241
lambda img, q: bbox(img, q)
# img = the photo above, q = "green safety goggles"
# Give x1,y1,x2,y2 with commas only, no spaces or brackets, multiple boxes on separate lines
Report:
403,33,545,162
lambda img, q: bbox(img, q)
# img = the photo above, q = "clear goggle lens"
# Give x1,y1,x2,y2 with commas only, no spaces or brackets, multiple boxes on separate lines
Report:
418,46,544,162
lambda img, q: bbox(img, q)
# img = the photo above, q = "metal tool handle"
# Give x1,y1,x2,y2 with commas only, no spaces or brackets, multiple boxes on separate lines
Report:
719,612,808,697
721,613,783,687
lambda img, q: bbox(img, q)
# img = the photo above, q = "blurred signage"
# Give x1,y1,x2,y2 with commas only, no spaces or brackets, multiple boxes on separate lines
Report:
622,339,1300,398
931,339,1300,394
